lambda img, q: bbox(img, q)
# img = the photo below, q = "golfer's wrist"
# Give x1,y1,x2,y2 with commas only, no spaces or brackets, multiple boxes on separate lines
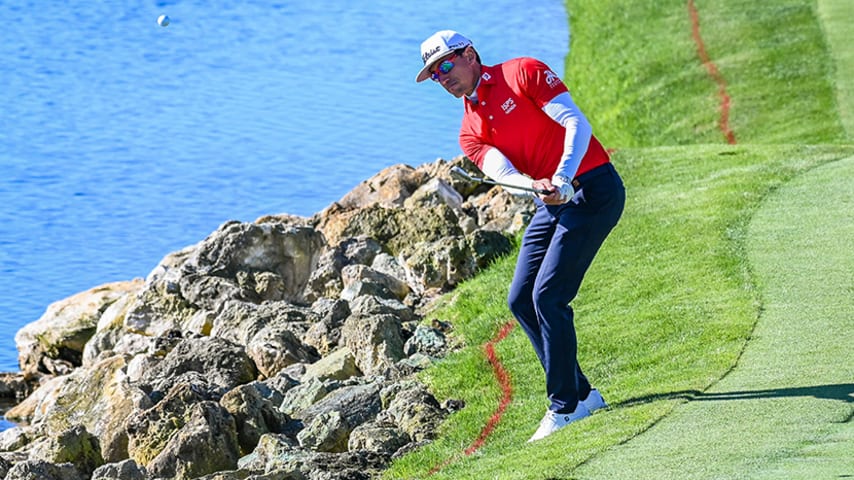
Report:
551,174,574,199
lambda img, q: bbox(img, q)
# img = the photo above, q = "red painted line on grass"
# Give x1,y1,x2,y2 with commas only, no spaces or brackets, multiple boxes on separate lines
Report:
688,0,737,144
428,320,516,475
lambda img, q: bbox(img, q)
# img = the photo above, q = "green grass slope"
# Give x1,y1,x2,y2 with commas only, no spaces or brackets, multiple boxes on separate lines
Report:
385,1,853,478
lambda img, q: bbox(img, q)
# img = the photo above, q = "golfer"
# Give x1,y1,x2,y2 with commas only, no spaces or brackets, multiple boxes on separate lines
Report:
416,30,625,441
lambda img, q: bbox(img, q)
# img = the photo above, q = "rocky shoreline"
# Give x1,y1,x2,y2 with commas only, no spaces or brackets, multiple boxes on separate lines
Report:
0,157,533,480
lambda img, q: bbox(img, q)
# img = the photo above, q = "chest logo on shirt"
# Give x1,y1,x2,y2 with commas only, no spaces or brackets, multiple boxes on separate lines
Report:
501,97,517,114
545,70,561,88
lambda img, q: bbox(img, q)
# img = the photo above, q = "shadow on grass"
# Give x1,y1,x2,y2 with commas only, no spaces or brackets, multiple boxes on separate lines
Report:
613,383,854,409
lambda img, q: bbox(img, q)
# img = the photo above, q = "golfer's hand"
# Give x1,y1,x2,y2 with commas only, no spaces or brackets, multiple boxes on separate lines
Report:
532,179,564,205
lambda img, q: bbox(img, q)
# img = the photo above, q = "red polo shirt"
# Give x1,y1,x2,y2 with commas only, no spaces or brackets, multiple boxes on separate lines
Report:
459,58,609,181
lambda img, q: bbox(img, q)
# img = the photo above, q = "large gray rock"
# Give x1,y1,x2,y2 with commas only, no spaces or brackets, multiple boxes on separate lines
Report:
211,300,313,348
0,426,31,452
333,164,429,210
137,336,257,400
316,203,464,258
403,325,448,357
178,222,325,309
3,459,84,480
297,382,382,429
340,265,410,301
122,222,324,339
90,459,147,480
246,325,320,379
238,433,386,480
302,236,385,303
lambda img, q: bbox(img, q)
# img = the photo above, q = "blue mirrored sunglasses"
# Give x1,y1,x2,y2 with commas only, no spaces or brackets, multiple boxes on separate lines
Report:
430,53,458,82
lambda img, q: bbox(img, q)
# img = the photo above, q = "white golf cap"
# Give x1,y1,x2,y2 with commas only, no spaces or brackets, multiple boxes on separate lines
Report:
415,30,473,82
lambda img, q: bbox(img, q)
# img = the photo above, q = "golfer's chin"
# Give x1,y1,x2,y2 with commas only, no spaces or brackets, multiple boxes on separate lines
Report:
443,82,468,98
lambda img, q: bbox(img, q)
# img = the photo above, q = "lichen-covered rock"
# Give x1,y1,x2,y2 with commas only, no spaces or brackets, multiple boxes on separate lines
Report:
14,280,142,376
347,295,416,323
81,293,146,366
235,433,305,474
347,421,410,456
403,325,447,357
238,433,386,480
403,177,464,210
179,222,325,309
397,236,475,293
341,314,404,376
24,355,151,463
378,381,446,442
126,382,240,479
296,411,349,453
279,377,331,418
219,381,290,455
333,164,429,210
301,347,360,383
3,375,66,423
320,203,464,258
27,424,103,477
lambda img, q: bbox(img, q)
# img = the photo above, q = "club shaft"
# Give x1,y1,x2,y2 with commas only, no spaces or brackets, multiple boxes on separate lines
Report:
478,177,551,195
449,166,551,195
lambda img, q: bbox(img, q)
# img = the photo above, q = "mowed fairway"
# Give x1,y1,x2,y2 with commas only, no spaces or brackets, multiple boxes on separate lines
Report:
385,0,853,478
574,154,854,479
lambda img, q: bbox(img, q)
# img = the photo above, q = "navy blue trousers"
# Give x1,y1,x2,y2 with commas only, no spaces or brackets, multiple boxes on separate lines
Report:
508,163,625,414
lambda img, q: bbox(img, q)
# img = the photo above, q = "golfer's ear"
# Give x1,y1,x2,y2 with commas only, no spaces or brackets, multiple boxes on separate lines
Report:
464,46,475,62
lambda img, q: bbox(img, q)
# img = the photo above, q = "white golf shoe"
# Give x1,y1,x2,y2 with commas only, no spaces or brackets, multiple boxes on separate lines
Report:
527,402,591,442
581,389,608,413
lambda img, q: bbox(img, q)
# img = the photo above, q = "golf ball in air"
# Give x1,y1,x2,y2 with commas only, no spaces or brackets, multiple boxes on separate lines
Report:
157,14,170,27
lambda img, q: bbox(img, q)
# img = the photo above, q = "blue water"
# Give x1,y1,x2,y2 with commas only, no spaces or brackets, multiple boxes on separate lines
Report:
0,1,569,376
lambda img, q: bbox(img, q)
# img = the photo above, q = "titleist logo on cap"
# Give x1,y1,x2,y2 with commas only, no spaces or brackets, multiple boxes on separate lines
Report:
422,45,441,64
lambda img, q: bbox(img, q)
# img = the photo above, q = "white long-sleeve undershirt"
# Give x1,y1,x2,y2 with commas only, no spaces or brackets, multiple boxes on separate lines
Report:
480,91,592,197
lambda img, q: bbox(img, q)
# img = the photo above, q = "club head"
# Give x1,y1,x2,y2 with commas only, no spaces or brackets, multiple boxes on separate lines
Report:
449,166,477,182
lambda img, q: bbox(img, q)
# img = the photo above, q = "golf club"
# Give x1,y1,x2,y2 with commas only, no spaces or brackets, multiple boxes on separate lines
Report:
448,166,552,195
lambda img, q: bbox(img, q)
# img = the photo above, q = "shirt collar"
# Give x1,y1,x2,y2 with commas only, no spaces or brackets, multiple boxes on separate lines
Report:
466,65,496,104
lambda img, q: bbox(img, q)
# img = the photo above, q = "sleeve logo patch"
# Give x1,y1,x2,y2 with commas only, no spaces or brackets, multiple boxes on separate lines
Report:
545,70,561,88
